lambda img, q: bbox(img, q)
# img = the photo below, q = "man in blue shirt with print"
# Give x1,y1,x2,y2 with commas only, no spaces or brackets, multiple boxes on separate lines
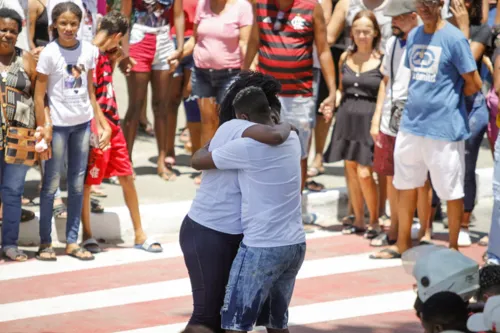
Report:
390,0,482,257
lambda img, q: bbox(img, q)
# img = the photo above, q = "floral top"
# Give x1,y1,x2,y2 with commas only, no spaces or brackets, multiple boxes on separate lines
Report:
133,0,174,28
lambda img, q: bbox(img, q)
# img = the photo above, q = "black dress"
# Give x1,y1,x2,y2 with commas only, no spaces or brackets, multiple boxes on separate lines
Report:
324,60,383,166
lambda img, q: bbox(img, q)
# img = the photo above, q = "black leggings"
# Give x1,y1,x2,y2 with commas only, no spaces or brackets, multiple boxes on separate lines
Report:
179,215,243,333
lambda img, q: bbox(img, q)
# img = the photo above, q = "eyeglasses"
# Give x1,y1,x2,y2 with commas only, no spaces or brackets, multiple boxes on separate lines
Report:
273,11,285,32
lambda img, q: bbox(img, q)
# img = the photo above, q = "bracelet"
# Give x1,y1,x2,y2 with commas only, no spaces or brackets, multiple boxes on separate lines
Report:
44,122,52,128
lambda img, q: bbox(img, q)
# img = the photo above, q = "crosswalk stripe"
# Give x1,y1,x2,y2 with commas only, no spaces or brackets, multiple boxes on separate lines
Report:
0,230,340,282
115,291,416,333
0,251,401,323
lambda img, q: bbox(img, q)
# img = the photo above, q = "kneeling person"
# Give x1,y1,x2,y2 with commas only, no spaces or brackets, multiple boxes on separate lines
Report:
193,87,306,332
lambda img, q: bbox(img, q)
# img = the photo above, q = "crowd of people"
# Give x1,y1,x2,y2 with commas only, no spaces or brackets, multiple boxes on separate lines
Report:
1,0,500,331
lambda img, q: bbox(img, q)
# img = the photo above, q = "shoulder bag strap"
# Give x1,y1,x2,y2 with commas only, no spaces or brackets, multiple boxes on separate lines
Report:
390,38,397,107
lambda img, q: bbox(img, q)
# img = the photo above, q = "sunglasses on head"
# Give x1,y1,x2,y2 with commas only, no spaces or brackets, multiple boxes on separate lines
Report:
415,0,440,6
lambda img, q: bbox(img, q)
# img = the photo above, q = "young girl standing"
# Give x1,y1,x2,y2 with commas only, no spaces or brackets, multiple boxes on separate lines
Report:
34,1,111,261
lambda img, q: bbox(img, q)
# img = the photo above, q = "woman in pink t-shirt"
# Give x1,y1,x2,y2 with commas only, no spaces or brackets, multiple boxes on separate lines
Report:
182,0,253,145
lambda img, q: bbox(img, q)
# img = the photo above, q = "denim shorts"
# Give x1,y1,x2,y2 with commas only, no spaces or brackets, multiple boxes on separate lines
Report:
191,67,240,104
221,242,306,331
173,36,194,78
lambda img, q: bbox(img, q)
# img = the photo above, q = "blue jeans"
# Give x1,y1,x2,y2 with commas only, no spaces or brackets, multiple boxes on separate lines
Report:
0,152,30,250
39,122,90,245
464,93,489,212
221,242,306,331
487,133,500,263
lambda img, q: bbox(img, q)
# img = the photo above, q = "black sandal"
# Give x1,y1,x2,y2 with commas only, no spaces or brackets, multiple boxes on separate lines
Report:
342,225,366,235
364,227,382,240
369,248,402,260
68,247,95,261
36,247,57,261
305,180,325,192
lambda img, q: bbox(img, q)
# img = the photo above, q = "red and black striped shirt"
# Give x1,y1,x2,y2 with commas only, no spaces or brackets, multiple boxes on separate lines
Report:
256,0,316,97
93,53,120,126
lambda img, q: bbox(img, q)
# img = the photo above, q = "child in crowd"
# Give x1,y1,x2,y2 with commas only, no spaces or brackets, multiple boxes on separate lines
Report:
80,11,162,254
34,1,111,261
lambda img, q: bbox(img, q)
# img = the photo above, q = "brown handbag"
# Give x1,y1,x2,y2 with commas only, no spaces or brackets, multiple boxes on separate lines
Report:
0,84,39,166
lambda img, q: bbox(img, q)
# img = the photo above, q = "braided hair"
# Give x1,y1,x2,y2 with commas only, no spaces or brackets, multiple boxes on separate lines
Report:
218,71,282,126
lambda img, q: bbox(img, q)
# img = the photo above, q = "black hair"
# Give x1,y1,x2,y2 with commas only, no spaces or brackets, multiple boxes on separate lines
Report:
466,0,483,26
51,2,83,40
232,86,271,118
421,292,469,331
478,265,500,301
99,11,129,35
218,71,282,126
0,8,23,34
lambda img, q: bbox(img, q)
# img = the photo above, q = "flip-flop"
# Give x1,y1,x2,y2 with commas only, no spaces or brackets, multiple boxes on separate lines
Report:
303,213,318,225
3,247,28,262
369,248,402,260
90,186,108,198
305,180,325,192
82,238,102,254
67,247,95,261
134,238,163,253
364,226,382,240
35,247,57,261
342,215,355,226
53,203,67,219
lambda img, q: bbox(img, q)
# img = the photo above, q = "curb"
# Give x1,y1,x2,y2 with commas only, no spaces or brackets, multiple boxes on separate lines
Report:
5,168,494,246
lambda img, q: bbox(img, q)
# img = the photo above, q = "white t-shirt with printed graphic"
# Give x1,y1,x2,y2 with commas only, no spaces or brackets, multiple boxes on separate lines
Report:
47,0,97,43
36,40,98,126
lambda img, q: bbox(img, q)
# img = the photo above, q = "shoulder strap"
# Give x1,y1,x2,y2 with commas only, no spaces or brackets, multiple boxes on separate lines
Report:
390,38,398,106
0,83,9,127
37,0,46,9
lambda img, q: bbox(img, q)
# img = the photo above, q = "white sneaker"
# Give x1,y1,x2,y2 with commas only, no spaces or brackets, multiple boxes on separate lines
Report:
458,228,472,247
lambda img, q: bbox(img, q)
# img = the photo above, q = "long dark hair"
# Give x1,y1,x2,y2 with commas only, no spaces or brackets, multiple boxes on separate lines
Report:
466,0,483,26
51,2,83,40
218,71,282,126
349,10,381,54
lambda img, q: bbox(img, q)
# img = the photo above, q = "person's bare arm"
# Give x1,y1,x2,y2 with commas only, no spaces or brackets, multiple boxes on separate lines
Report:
28,0,39,50
191,144,216,170
321,0,333,24
239,25,252,63
241,123,296,145
88,70,111,149
470,41,487,61
370,74,388,142
182,24,197,58
314,3,336,120
335,51,347,107
120,0,132,56
326,0,347,45
494,56,500,96
34,73,48,129
462,71,482,96
172,0,185,56
496,0,500,25
483,0,490,24
242,15,260,70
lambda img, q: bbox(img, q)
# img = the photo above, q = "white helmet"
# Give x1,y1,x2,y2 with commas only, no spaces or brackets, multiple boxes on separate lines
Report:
402,245,479,303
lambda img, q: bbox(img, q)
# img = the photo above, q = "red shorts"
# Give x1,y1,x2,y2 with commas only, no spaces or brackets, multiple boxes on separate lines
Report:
85,119,133,185
373,131,396,176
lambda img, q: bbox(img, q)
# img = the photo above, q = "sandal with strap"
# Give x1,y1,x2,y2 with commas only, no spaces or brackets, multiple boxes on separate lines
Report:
307,166,325,178
91,198,105,214
67,247,95,261
364,226,382,240
82,238,102,254
135,238,163,253
3,247,28,262
53,203,67,219
369,248,402,260
342,225,366,235
36,247,57,261
305,180,325,192
342,215,355,226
